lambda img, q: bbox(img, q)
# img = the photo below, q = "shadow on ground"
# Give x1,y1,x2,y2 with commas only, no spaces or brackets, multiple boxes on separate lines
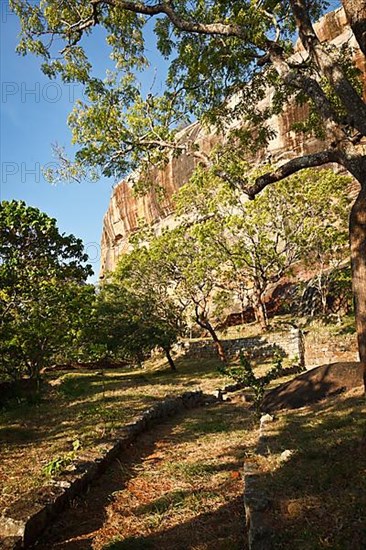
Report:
30,403,250,550
257,390,366,549
262,361,363,411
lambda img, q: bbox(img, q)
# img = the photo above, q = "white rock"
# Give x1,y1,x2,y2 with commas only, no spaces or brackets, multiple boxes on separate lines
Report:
280,449,294,462
260,414,274,426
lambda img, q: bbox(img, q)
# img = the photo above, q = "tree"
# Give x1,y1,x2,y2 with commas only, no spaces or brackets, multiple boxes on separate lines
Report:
113,246,185,369
89,281,181,369
0,200,93,379
175,166,352,329
131,227,228,363
11,0,366,387
110,226,228,362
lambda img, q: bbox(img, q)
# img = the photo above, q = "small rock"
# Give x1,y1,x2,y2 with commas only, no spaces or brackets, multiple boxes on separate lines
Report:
0,517,25,538
50,480,71,489
279,449,294,463
260,414,274,427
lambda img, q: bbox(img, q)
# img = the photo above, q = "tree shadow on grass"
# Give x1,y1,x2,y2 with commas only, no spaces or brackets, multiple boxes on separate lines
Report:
30,403,250,550
255,391,366,549
261,361,363,412
104,496,246,550
0,353,239,451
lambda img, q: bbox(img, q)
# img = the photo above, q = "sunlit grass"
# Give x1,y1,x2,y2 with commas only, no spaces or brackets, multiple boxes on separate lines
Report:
93,402,255,549
0,355,230,513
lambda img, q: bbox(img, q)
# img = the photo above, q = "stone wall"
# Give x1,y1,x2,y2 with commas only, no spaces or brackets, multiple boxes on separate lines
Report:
176,329,304,366
176,327,359,370
303,329,358,368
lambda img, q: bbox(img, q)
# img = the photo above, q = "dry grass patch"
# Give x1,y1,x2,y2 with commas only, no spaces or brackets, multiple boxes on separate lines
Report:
33,401,256,549
0,356,230,514
97,403,256,549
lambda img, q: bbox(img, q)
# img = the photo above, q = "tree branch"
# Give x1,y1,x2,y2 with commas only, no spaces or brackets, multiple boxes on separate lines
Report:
245,150,343,198
267,45,345,136
74,0,249,39
289,0,366,136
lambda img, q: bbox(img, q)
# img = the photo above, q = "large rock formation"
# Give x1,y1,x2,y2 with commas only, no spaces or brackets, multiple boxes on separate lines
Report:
100,8,364,277
100,122,217,275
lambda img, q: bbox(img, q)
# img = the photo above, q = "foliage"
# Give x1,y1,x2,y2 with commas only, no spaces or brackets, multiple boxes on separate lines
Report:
175,167,351,327
10,1,366,381
114,244,185,343
11,0,364,187
116,226,228,362
221,353,296,410
85,279,182,367
0,200,93,380
42,439,81,477
327,266,353,315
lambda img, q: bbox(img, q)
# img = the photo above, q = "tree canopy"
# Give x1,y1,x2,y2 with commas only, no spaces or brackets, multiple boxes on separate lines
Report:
0,200,93,379
95,257,184,369
11,0,365,184
175,166,352,328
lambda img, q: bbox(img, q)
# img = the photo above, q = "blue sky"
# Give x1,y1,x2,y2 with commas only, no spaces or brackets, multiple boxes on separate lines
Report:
0,1,167,281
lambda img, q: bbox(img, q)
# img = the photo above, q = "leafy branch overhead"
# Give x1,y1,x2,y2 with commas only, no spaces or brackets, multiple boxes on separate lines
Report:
10,1,366,184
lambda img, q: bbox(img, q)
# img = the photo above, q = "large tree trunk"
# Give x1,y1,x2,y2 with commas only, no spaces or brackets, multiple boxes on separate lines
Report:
342,1,366,57
349,184,366,391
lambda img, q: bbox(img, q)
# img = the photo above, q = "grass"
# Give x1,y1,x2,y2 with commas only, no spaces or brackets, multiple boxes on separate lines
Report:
0,341,307,516
1,318,363,548
58,401,255,550
254,387,366,549
0,355,231,513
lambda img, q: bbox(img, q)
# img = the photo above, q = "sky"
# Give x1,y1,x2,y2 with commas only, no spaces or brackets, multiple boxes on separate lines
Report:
0,0,167,281
0,0,342,281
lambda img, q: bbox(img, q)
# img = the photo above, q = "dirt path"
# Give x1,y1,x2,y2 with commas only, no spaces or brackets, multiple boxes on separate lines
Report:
31,401,254,550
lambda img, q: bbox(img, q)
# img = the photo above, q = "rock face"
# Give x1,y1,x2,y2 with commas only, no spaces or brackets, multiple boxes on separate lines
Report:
100,8,363,277
100,122,217,274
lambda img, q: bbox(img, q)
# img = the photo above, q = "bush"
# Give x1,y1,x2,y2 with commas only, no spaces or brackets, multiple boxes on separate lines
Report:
220,353,295,410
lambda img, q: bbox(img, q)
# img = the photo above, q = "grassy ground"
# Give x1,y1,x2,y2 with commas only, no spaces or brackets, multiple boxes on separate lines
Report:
0,355,231,513
1,320,364,548
254,387,366,549
33,401,255,550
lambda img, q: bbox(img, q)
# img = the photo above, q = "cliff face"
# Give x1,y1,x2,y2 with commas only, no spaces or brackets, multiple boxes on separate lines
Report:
100,8,363,277
100,122,217,274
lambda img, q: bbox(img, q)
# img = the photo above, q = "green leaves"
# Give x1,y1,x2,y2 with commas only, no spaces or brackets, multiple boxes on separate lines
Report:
173,164,351,324
0,200,94,380
90,279,182,365
9,0,324,180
